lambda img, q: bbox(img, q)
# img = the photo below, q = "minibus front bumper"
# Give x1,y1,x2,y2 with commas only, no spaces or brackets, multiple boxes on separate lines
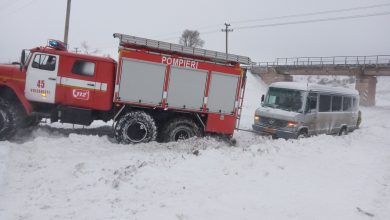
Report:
252,124,298,139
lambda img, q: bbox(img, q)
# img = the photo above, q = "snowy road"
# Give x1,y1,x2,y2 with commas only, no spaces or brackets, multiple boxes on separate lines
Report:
0,74,389,220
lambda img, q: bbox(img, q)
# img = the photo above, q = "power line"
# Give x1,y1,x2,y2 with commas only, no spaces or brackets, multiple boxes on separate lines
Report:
0,0,24,12
73,8,390,52
155,3,390,40
0,0,36,18
234,11,390,30
159,10,390,41
231,2,390,25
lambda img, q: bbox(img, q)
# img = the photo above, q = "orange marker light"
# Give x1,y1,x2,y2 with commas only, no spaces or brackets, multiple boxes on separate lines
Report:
287,121,298,127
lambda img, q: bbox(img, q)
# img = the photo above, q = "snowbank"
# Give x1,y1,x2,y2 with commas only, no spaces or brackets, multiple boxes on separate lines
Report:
239,72,267,129
0,72,389,220
376,76,390,106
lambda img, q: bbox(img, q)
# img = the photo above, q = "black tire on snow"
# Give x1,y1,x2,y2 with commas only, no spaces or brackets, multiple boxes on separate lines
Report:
297,129,308,139
115,111,157,144
0,98,24,141
162,117,202,142
338,126,348,136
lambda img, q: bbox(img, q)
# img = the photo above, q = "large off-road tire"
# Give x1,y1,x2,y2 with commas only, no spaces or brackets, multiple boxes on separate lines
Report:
0,98,24,141
115,111,157,144
161,117,202,142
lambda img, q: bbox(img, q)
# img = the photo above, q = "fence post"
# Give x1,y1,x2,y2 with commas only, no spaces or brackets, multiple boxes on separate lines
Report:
363,56,366,67
376,56,379,68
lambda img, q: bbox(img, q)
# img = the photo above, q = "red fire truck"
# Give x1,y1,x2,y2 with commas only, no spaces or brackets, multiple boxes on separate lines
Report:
0,33,250,144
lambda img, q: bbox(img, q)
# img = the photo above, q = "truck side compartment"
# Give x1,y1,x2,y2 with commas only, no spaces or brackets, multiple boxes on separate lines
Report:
114,48,244,137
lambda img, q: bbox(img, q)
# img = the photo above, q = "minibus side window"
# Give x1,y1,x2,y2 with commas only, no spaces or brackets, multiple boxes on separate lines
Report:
352,98,357,110
332,96,342,112
343,97,352,111
319,95,331,112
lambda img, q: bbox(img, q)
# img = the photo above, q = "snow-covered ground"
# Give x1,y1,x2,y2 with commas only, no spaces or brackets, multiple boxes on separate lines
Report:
0,74,389,220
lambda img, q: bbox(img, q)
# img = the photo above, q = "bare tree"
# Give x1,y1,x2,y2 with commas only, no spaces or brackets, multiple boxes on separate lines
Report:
80,41,100,54
179,30,205,48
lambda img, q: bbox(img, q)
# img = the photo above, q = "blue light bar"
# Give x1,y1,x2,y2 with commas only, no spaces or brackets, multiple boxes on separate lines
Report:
49,40,59,47
47,39,67,51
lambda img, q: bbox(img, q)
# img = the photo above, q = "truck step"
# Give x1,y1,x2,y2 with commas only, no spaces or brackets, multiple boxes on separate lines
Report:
31,112,51,118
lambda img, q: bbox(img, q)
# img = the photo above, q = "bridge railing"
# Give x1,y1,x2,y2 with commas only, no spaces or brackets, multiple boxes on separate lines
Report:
256,55,390,68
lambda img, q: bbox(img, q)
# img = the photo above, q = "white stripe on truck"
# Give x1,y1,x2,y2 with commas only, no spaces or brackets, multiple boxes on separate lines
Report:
57,77,107,92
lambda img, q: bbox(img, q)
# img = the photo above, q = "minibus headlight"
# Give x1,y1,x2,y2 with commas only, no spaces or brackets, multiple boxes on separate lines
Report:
254,115,260,123
287,121,298,128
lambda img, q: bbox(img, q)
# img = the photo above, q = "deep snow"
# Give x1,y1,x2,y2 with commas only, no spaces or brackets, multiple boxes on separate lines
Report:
0,73,389,220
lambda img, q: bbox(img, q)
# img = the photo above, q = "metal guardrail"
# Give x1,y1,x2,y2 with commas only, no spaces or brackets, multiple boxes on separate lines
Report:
256,55,390,68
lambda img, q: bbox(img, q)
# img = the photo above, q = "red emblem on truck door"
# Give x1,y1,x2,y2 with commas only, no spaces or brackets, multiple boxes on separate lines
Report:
72,89,90,100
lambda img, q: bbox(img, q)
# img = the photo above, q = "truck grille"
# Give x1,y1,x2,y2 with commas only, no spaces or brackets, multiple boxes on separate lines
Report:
260,117,288,128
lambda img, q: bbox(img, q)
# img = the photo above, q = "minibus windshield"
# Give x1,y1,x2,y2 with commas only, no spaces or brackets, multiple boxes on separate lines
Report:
263,87,304,112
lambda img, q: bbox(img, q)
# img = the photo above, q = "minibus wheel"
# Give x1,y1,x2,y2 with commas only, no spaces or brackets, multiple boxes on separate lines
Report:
297,129,308,139
338,126,348,136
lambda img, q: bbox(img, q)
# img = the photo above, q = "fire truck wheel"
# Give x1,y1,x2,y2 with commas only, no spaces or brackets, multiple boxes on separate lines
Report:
162,118,202,142
0,99,23,141
115,111,157,144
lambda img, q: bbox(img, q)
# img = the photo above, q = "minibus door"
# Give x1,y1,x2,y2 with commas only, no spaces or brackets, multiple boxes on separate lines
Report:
304,93,318,135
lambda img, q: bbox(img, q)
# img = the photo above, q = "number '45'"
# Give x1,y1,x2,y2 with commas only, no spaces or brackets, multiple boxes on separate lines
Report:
37,80,45,88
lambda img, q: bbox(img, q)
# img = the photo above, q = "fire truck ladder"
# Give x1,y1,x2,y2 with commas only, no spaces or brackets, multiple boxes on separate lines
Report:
235,70,247,130
113,33,252,65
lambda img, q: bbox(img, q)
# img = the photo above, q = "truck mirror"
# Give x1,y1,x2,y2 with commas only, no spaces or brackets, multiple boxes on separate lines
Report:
261,94,264,103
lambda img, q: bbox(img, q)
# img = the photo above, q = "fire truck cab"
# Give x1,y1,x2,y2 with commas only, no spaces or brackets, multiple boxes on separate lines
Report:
24,42,116,123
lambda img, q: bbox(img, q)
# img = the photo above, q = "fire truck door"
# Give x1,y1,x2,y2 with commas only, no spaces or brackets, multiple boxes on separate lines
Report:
60,60,98,109
25,53,59,103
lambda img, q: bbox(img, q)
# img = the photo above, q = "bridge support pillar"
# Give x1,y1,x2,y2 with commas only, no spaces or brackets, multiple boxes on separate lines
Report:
252,67,293,85
355,75,377,106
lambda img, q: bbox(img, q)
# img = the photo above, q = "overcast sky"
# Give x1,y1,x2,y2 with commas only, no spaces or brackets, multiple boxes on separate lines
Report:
0,0,389,63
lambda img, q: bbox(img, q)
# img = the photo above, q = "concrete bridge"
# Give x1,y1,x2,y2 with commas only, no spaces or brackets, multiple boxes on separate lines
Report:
251,55,390,106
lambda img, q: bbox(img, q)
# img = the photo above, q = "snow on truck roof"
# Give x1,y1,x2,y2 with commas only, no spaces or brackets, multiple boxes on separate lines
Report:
269,82,359,95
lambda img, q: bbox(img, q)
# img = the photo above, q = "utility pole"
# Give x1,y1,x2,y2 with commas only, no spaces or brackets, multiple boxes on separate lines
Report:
73,47,79,53
221,23,233,54
64,0,72,46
